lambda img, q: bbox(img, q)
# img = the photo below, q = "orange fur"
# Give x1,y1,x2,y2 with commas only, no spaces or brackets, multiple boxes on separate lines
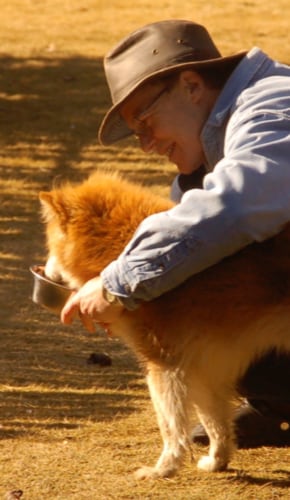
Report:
40,171,290,478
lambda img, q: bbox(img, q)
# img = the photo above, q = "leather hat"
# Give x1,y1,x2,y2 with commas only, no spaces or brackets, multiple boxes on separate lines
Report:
98,20,246,145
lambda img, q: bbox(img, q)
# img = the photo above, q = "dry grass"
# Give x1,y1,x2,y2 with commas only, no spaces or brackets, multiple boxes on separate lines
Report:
0,1,290,498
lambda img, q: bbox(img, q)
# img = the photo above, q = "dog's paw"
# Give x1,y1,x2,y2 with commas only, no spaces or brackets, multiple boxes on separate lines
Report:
197,455,227,472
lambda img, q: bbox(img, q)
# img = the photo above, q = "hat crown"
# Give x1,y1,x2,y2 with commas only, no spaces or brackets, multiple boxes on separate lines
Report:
105,20,221,104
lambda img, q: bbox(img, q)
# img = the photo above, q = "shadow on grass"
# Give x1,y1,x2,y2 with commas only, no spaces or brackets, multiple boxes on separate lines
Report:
0,386,143,436
227,469,290,489
0,53,175,182
0,55,164,434
0,294,147,430
0,54,107,175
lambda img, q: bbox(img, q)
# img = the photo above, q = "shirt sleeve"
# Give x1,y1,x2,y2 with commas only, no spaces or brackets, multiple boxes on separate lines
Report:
101,86,290,310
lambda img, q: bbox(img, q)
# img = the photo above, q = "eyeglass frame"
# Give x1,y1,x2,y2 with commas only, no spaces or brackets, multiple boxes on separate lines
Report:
130,86,170,140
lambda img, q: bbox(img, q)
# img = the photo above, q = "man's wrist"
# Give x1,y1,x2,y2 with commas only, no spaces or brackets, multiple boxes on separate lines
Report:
102,286,124,306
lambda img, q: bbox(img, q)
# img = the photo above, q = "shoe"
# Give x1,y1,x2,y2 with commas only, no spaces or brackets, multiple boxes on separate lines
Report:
192,401,290,448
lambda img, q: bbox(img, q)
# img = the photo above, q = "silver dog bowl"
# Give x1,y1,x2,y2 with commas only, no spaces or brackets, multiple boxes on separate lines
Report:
30,264,73,314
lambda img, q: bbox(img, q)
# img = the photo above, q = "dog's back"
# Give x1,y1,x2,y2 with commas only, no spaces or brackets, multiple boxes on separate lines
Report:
117,225,290,382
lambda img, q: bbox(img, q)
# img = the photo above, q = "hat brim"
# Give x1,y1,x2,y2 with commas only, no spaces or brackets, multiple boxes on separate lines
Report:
98,52,246,146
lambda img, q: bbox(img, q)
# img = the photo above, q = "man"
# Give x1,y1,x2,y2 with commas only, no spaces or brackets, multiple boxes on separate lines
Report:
61,20,290,447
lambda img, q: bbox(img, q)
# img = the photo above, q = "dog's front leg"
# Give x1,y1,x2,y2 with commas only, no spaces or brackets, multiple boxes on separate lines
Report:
135,365,191,480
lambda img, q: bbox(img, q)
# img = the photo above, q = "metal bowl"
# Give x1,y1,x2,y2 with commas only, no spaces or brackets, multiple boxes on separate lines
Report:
30,264,73,314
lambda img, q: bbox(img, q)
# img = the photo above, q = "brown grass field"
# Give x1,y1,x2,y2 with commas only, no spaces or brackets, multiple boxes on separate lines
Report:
0,1,290,498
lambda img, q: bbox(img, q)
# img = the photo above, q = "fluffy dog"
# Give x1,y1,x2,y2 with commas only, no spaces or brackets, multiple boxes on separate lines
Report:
39,171,290,479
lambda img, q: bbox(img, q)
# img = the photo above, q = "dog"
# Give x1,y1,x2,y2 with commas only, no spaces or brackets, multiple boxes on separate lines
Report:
39,171,290,479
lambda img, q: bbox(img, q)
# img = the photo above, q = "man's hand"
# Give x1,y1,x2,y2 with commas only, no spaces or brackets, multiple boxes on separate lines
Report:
61,276,124,333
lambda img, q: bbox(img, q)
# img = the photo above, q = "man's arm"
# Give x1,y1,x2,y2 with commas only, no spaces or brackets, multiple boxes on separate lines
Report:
102,104,290,309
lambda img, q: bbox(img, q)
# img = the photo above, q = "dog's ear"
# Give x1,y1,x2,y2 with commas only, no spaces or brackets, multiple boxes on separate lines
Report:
39,191,70,229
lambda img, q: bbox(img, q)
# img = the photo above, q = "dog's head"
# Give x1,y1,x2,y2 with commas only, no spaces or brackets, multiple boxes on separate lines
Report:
39,172,173,289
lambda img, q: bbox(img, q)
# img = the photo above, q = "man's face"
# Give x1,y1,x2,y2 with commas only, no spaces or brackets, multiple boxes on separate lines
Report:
120,70,219,174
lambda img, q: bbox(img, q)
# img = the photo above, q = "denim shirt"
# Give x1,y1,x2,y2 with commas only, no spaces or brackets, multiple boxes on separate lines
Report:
101,48,290,310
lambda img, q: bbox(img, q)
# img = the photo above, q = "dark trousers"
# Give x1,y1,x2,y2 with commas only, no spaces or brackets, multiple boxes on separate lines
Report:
238,350,290,419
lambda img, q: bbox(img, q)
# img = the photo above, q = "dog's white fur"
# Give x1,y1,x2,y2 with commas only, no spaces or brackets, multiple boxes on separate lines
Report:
39,172,290,478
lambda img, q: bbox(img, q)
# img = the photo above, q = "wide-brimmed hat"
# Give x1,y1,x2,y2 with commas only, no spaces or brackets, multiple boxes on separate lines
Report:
98,20,246,145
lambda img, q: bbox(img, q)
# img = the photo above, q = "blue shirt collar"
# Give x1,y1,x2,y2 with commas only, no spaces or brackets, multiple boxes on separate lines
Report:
201,48,273,167
207,47,272,127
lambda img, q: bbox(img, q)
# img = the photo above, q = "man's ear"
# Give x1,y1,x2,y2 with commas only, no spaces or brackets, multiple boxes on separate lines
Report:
179,70,204,102
39,191,69,229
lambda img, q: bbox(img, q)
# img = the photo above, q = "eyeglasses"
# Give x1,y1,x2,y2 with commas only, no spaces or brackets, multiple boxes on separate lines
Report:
131,86,168,139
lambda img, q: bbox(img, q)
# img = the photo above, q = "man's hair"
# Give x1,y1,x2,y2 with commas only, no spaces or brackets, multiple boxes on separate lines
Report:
195,57,244,89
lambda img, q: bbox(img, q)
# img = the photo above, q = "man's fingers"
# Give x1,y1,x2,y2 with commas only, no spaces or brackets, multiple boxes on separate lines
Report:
60,292,96,333
61,292,79,325
78,311,96,333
